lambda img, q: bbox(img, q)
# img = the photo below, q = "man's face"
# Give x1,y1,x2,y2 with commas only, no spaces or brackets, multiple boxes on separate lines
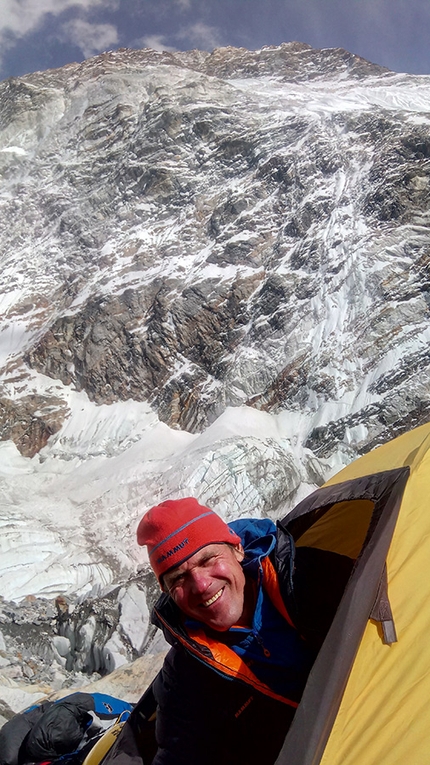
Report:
163,543,247,631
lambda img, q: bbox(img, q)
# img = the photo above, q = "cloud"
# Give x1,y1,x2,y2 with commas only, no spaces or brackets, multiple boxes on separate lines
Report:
0,0,107,41
138,34,177,53
62,18,119,58
136,19,222,55
176,21,223,51
0,0,119,71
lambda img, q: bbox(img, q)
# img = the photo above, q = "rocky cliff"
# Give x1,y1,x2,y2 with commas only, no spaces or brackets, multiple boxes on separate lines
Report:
2,42,429,459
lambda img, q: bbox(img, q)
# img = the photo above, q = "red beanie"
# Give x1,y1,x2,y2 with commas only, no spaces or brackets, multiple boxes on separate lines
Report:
136,497,241,581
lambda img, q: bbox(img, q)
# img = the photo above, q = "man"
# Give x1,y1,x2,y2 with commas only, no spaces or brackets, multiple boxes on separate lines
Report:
137,497,353,765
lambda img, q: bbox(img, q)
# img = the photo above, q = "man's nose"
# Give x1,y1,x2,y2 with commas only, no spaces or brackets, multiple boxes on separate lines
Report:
189,568,211,594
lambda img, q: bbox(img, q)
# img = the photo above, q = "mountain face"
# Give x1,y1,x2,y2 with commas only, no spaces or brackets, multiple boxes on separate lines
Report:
1,42,430,697
1,44,429,456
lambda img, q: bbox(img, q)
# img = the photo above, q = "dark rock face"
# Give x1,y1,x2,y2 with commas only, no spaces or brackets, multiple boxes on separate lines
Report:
26,273,262,431
0,396,68,457
363,127,430,223
181,43,389,80
0,43,429,458
0,596,60,685
306,398,430,458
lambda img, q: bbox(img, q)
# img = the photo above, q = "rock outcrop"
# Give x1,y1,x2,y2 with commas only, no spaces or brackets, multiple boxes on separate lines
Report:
0,572,167,706
0,395,68,456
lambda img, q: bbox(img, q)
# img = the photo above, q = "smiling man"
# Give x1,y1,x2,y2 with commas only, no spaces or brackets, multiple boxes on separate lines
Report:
163,542,253,631
137,497,352,765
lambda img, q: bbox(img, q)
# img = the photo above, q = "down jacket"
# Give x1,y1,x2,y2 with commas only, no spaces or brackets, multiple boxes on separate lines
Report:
150,518,353,765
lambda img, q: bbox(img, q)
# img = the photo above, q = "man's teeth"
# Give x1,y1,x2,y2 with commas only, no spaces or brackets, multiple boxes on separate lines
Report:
203,588,224,607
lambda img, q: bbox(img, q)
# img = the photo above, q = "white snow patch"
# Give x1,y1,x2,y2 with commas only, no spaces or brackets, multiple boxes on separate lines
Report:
118,584,150,654
103,631,129,673
0,147,27,156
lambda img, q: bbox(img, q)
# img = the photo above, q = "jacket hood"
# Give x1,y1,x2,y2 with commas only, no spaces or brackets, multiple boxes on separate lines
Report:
229,517,277,577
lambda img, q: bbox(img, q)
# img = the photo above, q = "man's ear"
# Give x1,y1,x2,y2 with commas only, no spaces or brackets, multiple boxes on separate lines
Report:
233,543,245,562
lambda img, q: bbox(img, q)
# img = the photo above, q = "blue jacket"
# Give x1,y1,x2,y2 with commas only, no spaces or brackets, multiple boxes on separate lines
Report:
150,518,353,765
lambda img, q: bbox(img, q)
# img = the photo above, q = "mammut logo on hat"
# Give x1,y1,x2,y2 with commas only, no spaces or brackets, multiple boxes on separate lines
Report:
156,537,189,565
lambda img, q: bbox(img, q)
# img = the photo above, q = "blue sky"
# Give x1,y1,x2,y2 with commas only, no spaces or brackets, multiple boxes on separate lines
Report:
1,0,430,81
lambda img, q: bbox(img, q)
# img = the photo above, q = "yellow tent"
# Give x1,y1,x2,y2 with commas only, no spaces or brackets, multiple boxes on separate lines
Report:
277,420,430,765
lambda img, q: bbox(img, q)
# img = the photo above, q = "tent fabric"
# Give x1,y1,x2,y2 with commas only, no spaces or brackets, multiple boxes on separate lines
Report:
274,466,409,765
276,421,430,765
319,422,430,765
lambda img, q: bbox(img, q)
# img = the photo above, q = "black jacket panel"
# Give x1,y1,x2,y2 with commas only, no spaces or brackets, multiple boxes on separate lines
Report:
152,646,295,765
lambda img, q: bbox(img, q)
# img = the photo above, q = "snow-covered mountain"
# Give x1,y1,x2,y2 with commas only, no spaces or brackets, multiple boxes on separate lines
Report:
1,42,430,698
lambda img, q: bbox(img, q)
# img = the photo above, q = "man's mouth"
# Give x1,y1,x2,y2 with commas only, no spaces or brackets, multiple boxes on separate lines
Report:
202,587,224,608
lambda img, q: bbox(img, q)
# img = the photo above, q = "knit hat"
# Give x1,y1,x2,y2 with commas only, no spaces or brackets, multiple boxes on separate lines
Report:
136,497,241,582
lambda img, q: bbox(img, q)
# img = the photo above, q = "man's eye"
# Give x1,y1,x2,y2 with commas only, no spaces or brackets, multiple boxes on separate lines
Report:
169,576,184,590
